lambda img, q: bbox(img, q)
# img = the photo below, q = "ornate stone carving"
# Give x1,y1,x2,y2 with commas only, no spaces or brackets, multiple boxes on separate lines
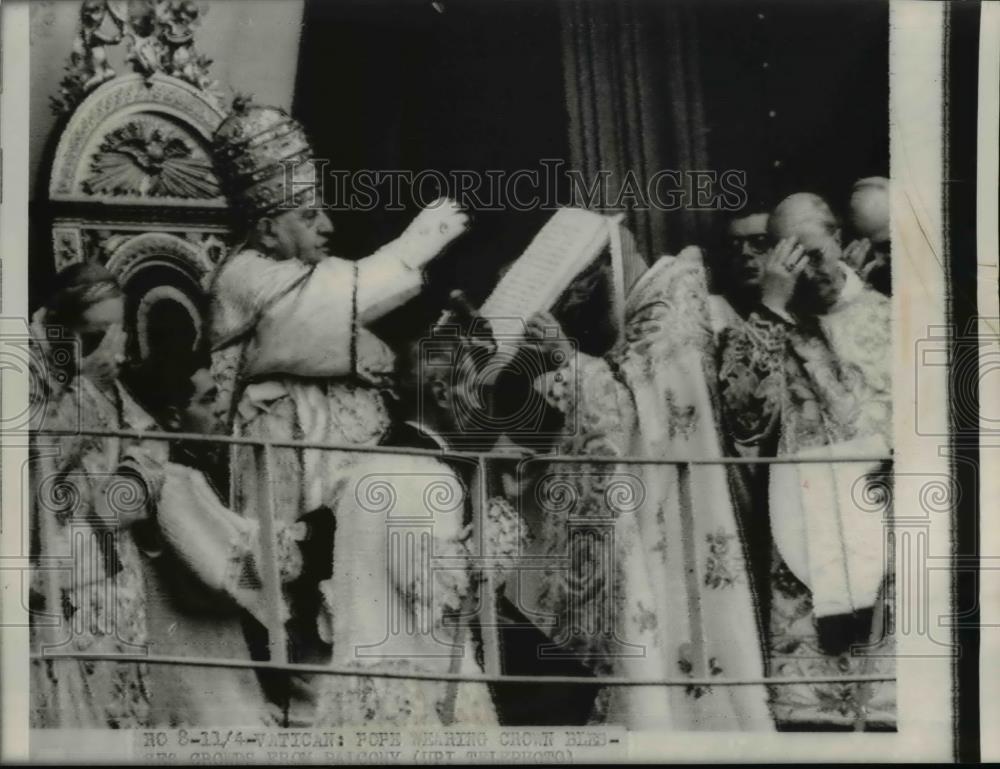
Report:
47,3,235,335
82,228,130,263
194,233,228,268
50,74,227,201
83,117,220,199
50,1,125,114
102,231,216,283
136,284,203,359
52,229,85,271
52,0,224,116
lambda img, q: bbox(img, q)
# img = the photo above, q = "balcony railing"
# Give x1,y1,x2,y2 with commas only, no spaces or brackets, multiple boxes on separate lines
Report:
28,425,895,721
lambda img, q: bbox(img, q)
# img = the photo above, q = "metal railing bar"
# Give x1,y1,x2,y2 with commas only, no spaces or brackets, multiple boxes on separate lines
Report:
31,427,892,467
30,428,897,702
254,443,288,666
473,456,502,680
677,462,708,679
30,652,895,687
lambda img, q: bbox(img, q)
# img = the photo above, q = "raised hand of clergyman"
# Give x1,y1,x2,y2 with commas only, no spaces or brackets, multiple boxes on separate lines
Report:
860,250,889,282
525,310,574,372
760,237,807,315
401,197,470,268
842,238,872,272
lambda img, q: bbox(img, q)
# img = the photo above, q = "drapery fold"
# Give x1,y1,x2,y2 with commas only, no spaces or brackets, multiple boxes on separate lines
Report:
534,249,773,730
560,0,712,259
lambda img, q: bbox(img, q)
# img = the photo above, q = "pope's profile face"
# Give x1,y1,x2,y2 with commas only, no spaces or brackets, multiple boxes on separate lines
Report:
270,203,334,264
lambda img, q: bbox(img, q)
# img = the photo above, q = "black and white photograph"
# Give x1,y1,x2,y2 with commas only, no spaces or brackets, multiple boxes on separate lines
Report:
0,0,996,763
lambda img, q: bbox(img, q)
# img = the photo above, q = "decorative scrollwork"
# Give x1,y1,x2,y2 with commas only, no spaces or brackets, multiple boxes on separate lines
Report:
198,234,228,265
37,474,85,523
851,470,893,514
52,229,85,271
603,474,646,515
535,475,580,517
52,0,224,116
50,0,125,114
919,477,957,515
84,117,220,199
355,476,398,516
103,474,150,520
50,74,227,200
422,478,463,516
98,231,215,287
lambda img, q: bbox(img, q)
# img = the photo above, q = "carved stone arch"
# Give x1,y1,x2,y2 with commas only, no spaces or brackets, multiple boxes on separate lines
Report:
102,231,214,364
47,73,233,374
49,73,228,205
104,231,215,288
44,4,238,414
136,285,204,361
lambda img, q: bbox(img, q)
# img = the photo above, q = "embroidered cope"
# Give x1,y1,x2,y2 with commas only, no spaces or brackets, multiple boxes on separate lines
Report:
718,267,895,728
30,317,275,728
30,374,159,729
533,250,774,730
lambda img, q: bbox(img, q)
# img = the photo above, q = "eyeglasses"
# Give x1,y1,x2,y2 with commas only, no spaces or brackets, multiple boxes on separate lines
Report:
728,235,770,255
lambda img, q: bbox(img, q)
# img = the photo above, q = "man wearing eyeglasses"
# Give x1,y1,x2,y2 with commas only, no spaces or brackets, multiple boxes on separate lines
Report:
704,209,771,343
723,211,770,311
717,192,895,730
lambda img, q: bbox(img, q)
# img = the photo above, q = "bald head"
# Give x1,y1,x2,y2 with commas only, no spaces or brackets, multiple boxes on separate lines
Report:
769,192,846,311
849,177,890,243
769,192,840,241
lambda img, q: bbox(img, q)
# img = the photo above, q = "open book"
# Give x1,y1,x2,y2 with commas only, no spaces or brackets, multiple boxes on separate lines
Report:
479,207,629,357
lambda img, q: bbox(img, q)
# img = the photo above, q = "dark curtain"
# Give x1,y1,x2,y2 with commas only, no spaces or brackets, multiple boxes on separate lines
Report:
293,0,889,292
560,0,711,259
293,0,570,338
558,0,889,259
695,0,889,218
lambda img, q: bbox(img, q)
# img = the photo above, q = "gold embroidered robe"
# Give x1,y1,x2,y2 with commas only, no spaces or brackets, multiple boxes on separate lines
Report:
718,267,895,728
534,250,774,731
